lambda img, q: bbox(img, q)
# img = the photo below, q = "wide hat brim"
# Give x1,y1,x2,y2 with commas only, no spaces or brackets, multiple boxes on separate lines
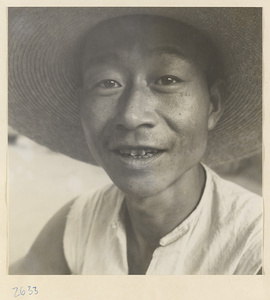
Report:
8,7,262,166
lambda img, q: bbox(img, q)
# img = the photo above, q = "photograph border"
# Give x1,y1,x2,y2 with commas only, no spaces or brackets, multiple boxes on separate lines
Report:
1,0,270,299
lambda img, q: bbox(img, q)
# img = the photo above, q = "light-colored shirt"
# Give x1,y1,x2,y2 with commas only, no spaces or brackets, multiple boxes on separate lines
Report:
63,165,262,275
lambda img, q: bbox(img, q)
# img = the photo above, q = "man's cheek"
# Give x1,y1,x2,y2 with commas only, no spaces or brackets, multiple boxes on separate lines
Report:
180,127,208,158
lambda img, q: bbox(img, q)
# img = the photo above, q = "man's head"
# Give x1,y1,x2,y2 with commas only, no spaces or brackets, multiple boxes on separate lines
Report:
78,15,225,197
9,8,261,168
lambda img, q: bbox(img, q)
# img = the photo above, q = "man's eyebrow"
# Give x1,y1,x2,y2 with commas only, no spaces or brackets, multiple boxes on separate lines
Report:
149,46,189,60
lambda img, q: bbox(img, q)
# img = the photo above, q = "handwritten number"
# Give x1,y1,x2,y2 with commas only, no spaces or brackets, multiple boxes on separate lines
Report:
33,287,38,295
12,286,38,297
20,287,26,296
12,287,19,298
28,286,33,295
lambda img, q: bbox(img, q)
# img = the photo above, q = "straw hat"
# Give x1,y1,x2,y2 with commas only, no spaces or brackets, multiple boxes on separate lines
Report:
8,7,262,166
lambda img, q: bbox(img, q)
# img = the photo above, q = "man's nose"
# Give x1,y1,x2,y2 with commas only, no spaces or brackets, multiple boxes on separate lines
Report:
115,86,158,131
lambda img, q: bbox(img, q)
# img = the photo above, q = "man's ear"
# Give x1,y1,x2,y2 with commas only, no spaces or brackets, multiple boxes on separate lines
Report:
208,79,225,131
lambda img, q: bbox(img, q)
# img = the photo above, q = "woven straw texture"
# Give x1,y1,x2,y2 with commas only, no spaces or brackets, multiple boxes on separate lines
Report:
8,7,262,166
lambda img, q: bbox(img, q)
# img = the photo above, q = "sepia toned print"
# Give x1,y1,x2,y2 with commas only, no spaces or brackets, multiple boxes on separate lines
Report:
8,7,262,275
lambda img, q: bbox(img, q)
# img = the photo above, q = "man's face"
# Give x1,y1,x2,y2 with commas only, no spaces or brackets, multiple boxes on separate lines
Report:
79,17,220,198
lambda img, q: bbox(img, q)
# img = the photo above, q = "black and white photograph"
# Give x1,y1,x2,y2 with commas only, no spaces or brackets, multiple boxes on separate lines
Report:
8,6,263,277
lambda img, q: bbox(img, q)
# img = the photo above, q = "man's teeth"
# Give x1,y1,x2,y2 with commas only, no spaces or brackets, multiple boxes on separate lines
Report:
131,149,145,156
119,149,158,158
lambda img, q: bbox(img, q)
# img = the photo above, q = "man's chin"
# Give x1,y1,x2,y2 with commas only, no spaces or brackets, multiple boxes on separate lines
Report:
113,177,169,199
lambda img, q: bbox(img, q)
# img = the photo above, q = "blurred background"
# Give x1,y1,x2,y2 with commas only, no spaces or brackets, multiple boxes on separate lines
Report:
8,127,262,265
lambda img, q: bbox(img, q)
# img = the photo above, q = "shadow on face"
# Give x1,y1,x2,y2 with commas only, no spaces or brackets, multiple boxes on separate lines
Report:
76,15,226,199
79,15,225,91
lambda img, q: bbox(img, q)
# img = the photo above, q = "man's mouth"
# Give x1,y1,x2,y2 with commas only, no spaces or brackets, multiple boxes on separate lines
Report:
114,148,160,159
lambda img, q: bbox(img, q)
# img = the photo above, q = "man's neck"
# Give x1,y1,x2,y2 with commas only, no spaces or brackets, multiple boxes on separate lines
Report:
124,163,206,247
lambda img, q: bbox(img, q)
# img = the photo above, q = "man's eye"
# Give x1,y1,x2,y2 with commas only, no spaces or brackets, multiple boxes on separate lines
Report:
155,75,181,85
98,79,122,89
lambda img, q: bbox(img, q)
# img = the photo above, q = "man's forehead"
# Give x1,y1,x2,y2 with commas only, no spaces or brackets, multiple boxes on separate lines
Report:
81,15,216,73
82,19,196,67
83,45,190,66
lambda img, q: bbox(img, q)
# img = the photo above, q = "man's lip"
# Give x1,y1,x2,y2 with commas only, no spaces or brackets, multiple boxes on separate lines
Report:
110,146,166,167
111,146,165,156
110,145,164,151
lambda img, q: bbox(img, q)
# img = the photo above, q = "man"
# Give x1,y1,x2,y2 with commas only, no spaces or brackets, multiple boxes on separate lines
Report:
9,8,262,275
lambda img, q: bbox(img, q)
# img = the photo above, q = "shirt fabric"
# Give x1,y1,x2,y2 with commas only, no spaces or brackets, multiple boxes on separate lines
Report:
63,165,262,275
